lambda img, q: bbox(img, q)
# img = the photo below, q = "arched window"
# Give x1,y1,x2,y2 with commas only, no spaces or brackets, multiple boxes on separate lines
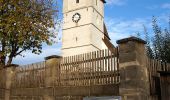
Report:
76,0,79,3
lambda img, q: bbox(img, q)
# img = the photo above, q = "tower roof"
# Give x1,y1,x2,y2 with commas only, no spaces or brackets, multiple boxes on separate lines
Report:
101,0,106,3
104,23,111,40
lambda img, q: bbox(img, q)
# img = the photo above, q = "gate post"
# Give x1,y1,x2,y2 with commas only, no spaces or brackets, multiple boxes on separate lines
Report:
4,64,18,100
117,37,150,100
44,55,62,100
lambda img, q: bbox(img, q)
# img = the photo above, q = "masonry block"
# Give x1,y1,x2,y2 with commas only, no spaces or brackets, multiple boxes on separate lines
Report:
117,37,149,100
44,55,62,100
4,64,18,100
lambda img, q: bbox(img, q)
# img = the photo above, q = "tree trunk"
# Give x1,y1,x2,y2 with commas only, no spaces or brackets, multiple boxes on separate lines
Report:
7,57,13,66
0,53,6,68
1,39,6,67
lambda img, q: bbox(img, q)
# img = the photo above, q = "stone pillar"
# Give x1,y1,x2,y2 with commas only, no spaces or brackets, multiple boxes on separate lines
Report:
5,64,18,100
117,37,150,100
44,55,62,100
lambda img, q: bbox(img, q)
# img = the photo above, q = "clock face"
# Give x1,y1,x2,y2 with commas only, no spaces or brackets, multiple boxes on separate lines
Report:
72,13,81,23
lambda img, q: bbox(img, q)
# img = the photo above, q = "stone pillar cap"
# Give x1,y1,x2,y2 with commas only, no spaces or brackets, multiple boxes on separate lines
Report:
116,36,147,44
45,55,62,60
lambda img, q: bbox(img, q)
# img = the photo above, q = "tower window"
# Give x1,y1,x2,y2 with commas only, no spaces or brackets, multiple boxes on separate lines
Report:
76,0,79,3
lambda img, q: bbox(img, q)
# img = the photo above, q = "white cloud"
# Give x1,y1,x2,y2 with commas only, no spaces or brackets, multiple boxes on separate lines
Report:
105,17,152,45
105,13,170,46
13,43,62,65
106,0,125,6
146,3,170,10
162,3,170,9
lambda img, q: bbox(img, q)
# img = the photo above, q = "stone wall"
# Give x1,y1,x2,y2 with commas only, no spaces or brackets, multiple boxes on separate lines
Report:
0,37,169,100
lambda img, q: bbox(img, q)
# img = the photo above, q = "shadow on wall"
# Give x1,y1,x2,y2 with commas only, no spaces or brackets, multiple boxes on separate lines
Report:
83,96,121,100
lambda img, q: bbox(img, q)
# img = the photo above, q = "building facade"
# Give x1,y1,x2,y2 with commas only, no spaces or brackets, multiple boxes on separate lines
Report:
62,0,112,56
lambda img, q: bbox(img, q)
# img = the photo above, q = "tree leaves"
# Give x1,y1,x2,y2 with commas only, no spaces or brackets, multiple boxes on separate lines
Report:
145,16,170,63
0,0,58,65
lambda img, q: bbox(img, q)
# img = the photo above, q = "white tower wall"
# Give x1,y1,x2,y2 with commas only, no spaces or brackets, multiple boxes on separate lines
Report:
62,0,108,56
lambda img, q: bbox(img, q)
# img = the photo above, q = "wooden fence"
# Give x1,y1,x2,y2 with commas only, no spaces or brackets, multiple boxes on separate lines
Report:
11,49,120,87
10,62,46,99
147,58,170,100
159,74,170,100
7,49,120,99
11,62,46,88
59,49,120,86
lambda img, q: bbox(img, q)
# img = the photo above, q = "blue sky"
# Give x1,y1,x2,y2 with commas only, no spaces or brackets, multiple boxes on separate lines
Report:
13,0,170,65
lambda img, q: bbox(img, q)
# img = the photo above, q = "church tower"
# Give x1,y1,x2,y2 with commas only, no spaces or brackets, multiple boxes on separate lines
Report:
62,0,112,56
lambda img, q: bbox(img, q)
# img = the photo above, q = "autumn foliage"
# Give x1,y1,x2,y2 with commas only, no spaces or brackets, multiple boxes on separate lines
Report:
0,0,58,66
